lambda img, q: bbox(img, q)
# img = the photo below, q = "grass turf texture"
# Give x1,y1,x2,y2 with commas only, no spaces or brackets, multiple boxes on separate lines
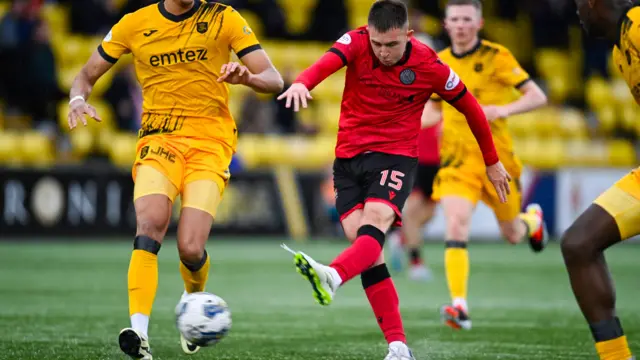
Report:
1,239,639,360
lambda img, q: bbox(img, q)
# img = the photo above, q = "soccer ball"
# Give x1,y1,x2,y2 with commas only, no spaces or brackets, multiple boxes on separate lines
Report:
175,292,232,347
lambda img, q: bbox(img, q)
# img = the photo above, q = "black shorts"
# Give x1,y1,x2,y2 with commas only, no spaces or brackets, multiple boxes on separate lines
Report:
413,163,440,198
333,152,418,227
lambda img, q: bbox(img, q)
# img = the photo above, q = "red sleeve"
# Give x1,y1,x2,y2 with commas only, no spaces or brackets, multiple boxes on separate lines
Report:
431,59,499,166
295,30,364,90
295,51,345,91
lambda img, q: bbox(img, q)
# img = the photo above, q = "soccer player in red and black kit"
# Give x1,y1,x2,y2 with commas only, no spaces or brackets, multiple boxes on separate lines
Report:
279,1,510,359
388,118,442,281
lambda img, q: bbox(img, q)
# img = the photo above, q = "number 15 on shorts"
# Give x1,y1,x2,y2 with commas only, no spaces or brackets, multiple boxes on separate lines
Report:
380,170,404,190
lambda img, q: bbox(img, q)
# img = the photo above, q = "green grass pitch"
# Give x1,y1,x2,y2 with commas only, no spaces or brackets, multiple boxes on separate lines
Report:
1,239,639,360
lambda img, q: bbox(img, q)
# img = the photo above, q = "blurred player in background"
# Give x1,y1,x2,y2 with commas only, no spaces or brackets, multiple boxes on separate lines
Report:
387,117,442,281
562,1,639,359
67,0,283,358
427,0,549,331
279,1,510,358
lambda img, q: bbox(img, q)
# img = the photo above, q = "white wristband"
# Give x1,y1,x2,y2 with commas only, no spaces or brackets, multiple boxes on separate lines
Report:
69,95,85,105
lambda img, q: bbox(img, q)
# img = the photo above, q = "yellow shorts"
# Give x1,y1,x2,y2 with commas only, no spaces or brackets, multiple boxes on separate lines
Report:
433,154,523,222
131,135,233,217
593,168,640,240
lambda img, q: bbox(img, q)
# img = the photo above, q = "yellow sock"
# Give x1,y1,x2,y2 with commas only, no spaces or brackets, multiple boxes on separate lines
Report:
445,241,469,302
180,251,210,293
596,336,633,360
518,212,539,237
128,249,159,317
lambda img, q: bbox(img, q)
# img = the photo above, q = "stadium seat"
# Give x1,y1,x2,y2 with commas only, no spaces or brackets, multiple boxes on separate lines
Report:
20,131,55,167
346,0,372,28
261,135,290,167
620,103,637,132
560,108,588,139
318,101,341,134
533,107,562,137
69,127,95,160
96,128,117,155
565,138,609,166
585,76,614,112
608,139,636,166
108,132,138,168
0,131,22,165
596,106,617,134
612,78,634,105
535,49,575,103
236,134,262,169
42,2,69,34
276,0,316,35
421,14,442,37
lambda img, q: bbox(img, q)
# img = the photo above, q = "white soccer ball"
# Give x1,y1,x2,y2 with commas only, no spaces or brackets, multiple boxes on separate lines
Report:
175,292,232,347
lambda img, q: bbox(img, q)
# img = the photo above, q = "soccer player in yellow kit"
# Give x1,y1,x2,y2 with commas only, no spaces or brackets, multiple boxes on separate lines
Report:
67,1,283,358
561,1,640,359
423,0,549,331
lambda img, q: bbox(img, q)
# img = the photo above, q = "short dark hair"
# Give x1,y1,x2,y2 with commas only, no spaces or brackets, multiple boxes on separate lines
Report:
446,0,483,12
368,0,409,33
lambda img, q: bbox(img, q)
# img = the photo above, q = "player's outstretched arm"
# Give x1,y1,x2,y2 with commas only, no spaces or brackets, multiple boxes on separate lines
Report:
452,91,512,202
217,50,284,94
67,51,113,129
421,100,442,129
483,80,548,121
277,51,345,112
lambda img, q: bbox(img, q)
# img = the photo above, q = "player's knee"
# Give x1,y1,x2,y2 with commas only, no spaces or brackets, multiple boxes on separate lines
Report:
560,225,592,263
360,202,396,232
178,238,206,265
342,224,359,242
445,211,471,240
136,214,170,241
499,221,520,245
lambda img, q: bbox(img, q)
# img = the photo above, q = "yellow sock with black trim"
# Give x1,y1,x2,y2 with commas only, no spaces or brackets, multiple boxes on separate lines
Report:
591,318,633,360
128,236,161,337
444,240,469,305
180,250,210,293
518,212,540,237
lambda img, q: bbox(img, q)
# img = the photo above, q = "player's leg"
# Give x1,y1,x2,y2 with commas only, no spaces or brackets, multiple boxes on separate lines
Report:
432,165,480,330
398,163,440,280
489,178,548,251
400,191,436,281
120,162,180,360
561,174,640,360
176,141,231,355
438,195,474,330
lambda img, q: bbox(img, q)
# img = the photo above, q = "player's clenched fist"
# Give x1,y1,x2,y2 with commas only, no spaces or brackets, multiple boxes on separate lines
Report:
277,83,313,112
486,161,511,203
67,96,101,130
217,62,251,85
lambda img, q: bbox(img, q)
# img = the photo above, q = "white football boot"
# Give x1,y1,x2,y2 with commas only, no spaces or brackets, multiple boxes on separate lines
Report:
408,264,433,282
118,328,152,360
384,341,416,360
281,244,340,305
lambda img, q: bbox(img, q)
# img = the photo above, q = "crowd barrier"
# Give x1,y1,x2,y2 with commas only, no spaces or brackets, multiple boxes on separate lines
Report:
0,166,634,240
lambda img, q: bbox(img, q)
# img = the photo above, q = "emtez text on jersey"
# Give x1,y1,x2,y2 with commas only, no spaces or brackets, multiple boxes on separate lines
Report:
150,48,208,67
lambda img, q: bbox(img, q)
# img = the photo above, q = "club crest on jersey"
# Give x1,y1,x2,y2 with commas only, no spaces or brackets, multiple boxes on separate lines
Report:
399,68,416,85
197,22,208,34
140,146,149,159
474,63,483,72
